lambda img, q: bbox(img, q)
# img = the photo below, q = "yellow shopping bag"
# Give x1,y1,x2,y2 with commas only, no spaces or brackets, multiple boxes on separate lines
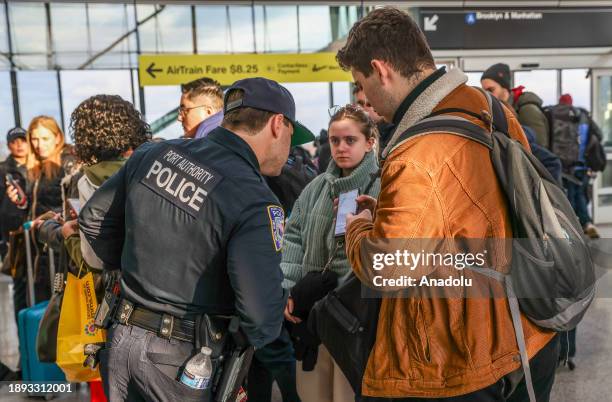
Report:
56,270,105,382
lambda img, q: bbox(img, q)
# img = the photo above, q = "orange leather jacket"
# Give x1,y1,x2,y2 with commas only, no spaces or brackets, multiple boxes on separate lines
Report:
346,69,555,398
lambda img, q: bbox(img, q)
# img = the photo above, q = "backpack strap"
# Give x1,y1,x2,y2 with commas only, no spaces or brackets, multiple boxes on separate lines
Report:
474,86,509,135
506,278,537,402
387,115,493,158
427,108,485,122
466,267,536,402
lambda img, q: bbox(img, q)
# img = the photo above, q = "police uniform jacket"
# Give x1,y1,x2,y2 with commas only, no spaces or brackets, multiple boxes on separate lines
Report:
79,127,288,348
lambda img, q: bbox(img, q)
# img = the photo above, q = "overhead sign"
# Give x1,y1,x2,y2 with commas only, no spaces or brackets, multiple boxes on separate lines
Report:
138,53,352,86
420,8,612,50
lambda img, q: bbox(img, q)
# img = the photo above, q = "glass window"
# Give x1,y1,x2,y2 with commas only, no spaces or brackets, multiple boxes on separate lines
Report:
284,83,329,142
144,85,182,140
333,6,355,40
261,6,298,53
59,70,135,136
8,2,47,54
55,54,92,70
561,69,591,111
0,72,15,159
332,82,351,107
465,71,484,88
595,75,612,145
92,52,137,70
137,5,192,53
298,6,332,52
12,55,48,70
253,6,265,53
51,3,88,53
0,57,10,70
227,6,255,53
89,4,136,53
0,5,8,53
196,6,226,53
197,6,254,53
513,70,558,107
17,71,62,133
88,4,136,69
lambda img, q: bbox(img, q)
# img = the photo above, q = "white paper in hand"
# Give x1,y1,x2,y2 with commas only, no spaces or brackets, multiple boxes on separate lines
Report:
334,189,359,237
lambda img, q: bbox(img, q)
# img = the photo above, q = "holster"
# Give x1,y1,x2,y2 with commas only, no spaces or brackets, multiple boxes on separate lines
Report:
94,271,121,330
195,315,254,402
83,342,106,370
195,314,232,359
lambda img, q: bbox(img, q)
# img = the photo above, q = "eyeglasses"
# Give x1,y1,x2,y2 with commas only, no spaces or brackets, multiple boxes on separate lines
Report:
178,105,208,116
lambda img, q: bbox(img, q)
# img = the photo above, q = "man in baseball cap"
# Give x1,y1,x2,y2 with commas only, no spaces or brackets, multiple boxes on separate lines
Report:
1,127,29,259
224,77,315,147
6,127,27,143
79,77,306,401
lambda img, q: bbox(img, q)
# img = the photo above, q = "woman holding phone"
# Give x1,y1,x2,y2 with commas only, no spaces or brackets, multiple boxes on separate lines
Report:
281,104,380,402
5,116,77,304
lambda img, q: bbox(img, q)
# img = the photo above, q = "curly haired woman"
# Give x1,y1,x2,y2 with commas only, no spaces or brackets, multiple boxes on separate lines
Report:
38,95,150,278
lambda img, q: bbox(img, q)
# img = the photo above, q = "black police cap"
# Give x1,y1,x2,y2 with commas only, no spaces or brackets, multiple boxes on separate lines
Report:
224,77,315,146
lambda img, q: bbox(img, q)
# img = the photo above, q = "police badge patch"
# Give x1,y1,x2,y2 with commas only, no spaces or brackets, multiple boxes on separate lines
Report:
267,205,285,251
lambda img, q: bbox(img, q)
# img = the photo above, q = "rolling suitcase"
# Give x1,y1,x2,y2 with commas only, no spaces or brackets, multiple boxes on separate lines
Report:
17,221,66,397
18,301,66,382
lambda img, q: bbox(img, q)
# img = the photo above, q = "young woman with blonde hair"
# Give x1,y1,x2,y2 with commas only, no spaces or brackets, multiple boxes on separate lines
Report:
6,115,77,302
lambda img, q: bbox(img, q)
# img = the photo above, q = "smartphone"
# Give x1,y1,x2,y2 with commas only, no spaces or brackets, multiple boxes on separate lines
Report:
67,198,81,215
334,189,359,237
5,173,26,204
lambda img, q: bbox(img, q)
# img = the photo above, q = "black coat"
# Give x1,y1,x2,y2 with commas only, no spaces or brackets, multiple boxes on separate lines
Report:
28,148,77,218
0,156,28,256
80,127,288,348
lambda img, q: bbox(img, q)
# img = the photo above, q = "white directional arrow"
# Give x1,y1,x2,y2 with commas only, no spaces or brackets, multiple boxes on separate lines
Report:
424,14,439,31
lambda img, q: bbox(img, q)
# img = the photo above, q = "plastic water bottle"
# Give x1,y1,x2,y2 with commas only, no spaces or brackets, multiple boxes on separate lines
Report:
180,346,213,390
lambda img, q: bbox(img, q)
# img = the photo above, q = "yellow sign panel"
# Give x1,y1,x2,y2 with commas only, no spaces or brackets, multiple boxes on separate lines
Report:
138,53,352,86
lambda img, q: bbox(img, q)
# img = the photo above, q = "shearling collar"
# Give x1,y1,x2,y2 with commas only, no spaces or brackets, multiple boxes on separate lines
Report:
381,67,468,159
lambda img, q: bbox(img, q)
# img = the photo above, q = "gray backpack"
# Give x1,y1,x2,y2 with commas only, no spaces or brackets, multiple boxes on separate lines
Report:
544,104,581,170
390,89,595,402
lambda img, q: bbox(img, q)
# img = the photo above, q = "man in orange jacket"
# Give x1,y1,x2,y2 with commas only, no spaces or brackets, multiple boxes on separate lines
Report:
337,7,558,402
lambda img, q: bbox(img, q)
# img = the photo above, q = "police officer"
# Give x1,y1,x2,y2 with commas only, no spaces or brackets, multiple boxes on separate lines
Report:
79,77,315,401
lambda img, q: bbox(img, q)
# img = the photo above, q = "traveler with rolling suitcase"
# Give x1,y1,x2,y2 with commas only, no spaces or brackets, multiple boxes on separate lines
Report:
17,220,65,396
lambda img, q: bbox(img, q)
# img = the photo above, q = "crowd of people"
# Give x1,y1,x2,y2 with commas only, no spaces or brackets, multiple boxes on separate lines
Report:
0,6,605,402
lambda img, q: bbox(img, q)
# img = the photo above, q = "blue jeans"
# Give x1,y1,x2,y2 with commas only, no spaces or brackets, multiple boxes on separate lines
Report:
564,171,591,227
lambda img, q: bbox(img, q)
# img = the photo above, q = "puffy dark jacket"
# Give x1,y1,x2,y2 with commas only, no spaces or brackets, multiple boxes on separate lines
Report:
511,90,550,148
